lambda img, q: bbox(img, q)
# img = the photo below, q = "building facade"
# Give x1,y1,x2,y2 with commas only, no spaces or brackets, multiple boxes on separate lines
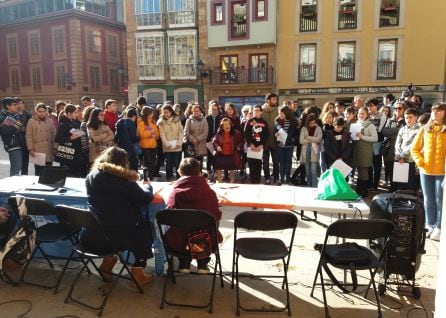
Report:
205,0,277,111
0,0,128,110
277,0,446,107
126,0,203,108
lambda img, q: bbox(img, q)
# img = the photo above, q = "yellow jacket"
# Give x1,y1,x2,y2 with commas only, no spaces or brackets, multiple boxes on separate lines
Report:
137,120,159,149
411,124,446,175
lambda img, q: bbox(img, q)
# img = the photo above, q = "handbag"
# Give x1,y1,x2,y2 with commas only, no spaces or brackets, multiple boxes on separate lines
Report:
183,142,196,157
379,138,391,156
55,142,79,163
187,230,212,260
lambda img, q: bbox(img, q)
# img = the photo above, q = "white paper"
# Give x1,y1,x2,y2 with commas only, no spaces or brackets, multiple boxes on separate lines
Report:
393,162,409,183
247,147,263,160
206,141,216,156
69,128,85,137
169,140,177,148
373,142,383,156
29,152,46,166
277,128,288,145
349,123,362,141
330,159,353,178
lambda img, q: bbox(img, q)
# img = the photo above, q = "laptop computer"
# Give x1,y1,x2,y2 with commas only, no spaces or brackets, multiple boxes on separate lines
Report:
26,166,68,191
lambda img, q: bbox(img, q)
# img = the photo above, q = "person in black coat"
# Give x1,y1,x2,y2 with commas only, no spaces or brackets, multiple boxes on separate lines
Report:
324,117,353,169
82,146,154,285
205,101,222,175
115,107,139,171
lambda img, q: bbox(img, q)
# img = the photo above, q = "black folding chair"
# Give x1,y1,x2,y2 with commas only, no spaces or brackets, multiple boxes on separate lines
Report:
55,205,145,317
310,219,394,318
231,211,298,316
7,196,80,293
156,209,224,313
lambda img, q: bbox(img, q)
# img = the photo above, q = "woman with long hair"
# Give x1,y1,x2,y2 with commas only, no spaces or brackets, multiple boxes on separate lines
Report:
183,103,208,170
320,110,338,172
411,102,446,241
275,106,298,184
212,118,243,183
299,113,322,187
137,106,159,179
87,108,115,164
82,146,154,285
224,102,241,131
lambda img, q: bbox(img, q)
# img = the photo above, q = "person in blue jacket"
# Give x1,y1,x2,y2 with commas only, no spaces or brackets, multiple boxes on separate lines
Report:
115,107,140,171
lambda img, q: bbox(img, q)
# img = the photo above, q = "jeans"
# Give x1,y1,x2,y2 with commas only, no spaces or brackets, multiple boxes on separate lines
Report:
262,146,279,181
142,148,157,179
305,161,320,187
9,149,22,176
165,152,181,179
277,147,293,183
420,173,444,228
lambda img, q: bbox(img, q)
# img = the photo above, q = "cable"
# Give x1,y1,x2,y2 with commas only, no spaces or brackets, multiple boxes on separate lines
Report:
0,299,32,318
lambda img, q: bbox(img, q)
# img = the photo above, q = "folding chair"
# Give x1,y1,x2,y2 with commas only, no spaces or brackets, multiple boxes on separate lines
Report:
156,209,224,313
55,205,145,317
310,219,394,318
7,196,80,293
231,211,298,316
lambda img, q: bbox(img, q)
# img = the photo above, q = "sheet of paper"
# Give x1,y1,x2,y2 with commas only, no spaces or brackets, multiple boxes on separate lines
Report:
69,128,85,137
247,147,263,160
330,159,353,178
393,162,409,183
349,123,361,141
169,140,177,148
373,142,383,156
29,152,46,166
206,141,216,155
277,129,288,145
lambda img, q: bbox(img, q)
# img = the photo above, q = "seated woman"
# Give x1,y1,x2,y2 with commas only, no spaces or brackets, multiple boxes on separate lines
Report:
166,158,222,274
81,146,154,285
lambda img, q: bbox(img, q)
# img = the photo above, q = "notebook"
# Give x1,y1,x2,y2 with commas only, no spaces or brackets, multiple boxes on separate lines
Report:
26,166,68,191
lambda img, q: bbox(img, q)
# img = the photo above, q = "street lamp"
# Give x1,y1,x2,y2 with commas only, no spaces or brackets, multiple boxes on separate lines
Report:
197,60,208,107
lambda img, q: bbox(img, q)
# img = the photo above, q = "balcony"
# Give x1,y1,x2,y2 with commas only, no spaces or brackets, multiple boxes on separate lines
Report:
170,63,196,80
379,6,399,27
167,10,195,26
210,67,274,85
338,10,357,29
336,62,355,81
298,64,316,82
231,15,247,38
138,65,165,80
136,12,163,28
377,60,397,80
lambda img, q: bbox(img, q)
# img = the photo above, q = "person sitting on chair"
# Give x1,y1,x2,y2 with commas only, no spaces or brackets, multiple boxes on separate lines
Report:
166,157,222,274
82,146,154,285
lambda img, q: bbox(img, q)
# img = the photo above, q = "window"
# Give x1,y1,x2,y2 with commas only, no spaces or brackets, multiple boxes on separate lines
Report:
31,66,42,91
8,36,18,59
253,0,267,21
211,2,224,24
249,54,268,83
377,39,397,80
77,0,110,17
300,0,317,32
54,29,64,54
379,0,400,27
108,35,118,58
135,0,162,28
337,42,355,81
30,32,40,56
10,68,20,92
230,1,248,39
168,32,197,79
220,55,238,84
298,44,316,82
56,65,66,89
167,0,195,26
90,66,101,89
136,34,165,79
110,69,119,91
88,31,101,54
338,0,357,29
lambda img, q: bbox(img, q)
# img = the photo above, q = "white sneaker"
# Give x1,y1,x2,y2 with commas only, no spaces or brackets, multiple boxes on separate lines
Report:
430,228,441,241
426,225,434,238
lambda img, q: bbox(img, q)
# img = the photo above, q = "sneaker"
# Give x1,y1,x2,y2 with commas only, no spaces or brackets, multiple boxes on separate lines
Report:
426,225,434,238
275,179,282,186
197,267,209,274
197,258,210,274
430,228,441,241
264,179,270,185
178,267,190,274
178,258,191,273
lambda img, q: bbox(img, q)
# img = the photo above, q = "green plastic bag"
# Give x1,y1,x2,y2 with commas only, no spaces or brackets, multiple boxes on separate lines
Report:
316,168,360,200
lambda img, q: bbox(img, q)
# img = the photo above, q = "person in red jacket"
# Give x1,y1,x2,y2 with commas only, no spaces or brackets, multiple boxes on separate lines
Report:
166,157,222,274
103,99,119,133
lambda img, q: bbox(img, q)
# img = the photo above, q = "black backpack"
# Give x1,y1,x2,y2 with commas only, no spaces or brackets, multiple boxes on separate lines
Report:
291,164,306,186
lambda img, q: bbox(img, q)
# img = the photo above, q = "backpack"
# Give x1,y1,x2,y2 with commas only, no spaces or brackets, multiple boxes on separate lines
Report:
290,163,306,186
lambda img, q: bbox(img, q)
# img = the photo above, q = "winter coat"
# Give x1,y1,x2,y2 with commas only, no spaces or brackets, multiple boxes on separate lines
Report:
244,117,269,148
324,129,353,167
157,116,183,153
25,116,57,162
115,118,139,170
411,123,446,175
262,104,279,148
353,120,378,167
206,114,222,142
382,116,406,161
299,126,323,163
88,124,115,163
184,114,209,156
275,118,298,147
165,175,221,254
104,110,118,133
0,110,25,152
82,162,153,247
137,120,159,149
54,116,83,163
395,123,419,163
212,129,244,169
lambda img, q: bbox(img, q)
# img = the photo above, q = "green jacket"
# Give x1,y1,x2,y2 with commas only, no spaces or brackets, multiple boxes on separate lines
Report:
261,104,278,148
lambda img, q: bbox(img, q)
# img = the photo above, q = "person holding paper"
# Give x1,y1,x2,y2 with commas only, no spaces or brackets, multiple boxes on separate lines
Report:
299,114,322,188
87,108,116,164
25,103,57,176
244,105,268,184
353,107,378,197
275,106,298,185
205,101,222,179
411,102,446,241
137,106,159,180
324,117,352,170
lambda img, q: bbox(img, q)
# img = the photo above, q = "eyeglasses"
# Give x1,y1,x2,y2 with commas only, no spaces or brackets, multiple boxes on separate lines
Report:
243,110,249,113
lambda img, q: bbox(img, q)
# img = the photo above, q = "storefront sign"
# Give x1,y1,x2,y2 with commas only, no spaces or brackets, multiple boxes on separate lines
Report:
280,85,443,95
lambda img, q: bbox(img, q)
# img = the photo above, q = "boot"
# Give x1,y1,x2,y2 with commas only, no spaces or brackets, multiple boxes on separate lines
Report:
216,170,223,183
229,170,236,183
99,255,118,282
130,267,155,286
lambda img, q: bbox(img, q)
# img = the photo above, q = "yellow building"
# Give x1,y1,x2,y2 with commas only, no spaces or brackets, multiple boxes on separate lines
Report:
277,0,446,107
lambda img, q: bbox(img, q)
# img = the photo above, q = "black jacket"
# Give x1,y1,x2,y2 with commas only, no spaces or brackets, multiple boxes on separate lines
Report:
206,114,222,142
324,129,353,167
115,118,139,170
0,110,25,152
244,117,269,147
54,116,83,162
